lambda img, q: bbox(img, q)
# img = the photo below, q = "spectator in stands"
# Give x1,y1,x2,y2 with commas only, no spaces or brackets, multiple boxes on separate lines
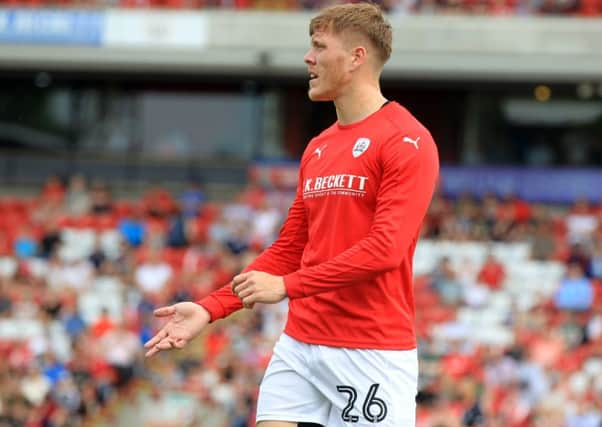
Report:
90,180,113,215
530,221,557,261
455,192,479,238
13,225,38,259
477,252,506,289
376,0,417,14
77,381,102,419
180,181,206,219
565,398,601,427
20,364,52,409
40,218,62,259
118,208,146,247
250,200,282,248
489,0,516,15
423,193,450,238
554,262,593,312
99,321,141,389
64,174,91,217
90,307,117,339
225,222,250,256
144,188,175,220
538,0,579,14
558,311,586,349
0,257,17,283
566,199,598,245
166,205,188,248
568,243,593,278
11,285,39,320
3,0,600,14
61,302,87,341
481,192,500,231
47,253,95,293
5,170,602,426
588,241,602,279
0,280,12,317
40,175,65,205
134,249,173,299
88,237,107,272
431,256,463,305
52,376,82,417
586,305,602,342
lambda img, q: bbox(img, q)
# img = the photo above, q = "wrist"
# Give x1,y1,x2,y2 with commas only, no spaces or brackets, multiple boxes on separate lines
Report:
195,301,214,323
277,276,287,299
283,272,304,299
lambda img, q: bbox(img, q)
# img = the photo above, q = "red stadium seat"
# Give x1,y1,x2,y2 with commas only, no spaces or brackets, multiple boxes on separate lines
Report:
93,214,118,232
577,0,602,15
113,200,137,219
163,247,186,271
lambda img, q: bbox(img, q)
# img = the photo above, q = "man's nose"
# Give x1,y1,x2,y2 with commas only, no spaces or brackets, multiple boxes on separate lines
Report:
304,50,315,65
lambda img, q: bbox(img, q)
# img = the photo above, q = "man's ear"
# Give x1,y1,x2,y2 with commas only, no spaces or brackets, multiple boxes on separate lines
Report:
349,45,368,71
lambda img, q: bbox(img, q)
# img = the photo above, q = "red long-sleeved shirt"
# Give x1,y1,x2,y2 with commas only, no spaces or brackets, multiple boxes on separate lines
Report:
198,102,439,350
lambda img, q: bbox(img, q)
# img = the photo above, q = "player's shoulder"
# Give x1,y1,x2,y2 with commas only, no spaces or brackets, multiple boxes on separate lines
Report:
314,122,339,142
304,123,338,152
376,103,438,162
299,122,338,165
380,102,433,141
374,102,436,158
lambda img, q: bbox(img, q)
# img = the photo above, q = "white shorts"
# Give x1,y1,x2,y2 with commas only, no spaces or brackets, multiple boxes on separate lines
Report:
256,333,418,426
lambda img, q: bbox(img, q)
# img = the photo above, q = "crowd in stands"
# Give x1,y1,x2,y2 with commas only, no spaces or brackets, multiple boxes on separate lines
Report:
0,173,601,426
416,193,602,427
0,0,601,16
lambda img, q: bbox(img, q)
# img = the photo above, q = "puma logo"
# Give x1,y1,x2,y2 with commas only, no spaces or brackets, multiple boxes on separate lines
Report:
314,144,327,159
403,136,420,150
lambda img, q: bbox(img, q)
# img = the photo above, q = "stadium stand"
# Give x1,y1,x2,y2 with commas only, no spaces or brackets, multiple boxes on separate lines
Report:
0,0,600,15
0,174,601,426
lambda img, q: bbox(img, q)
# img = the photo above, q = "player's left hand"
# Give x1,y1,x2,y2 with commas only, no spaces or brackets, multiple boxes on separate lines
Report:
232,270,287,308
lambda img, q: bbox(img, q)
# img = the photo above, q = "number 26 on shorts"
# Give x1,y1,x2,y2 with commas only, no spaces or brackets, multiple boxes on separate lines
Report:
336,383,388,423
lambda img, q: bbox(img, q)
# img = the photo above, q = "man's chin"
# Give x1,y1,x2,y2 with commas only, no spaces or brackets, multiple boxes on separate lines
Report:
308,89,332,102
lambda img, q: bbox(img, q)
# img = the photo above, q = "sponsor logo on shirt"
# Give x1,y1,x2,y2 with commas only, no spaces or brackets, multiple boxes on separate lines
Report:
303,174,368,198
352,138,371,158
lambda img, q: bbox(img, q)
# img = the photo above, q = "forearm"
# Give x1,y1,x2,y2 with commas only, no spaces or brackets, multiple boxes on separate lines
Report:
196,283,242,322
198,169,308,321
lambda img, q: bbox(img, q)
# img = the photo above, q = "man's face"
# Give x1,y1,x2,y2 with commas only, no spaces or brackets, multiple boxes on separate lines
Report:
304,29,353,101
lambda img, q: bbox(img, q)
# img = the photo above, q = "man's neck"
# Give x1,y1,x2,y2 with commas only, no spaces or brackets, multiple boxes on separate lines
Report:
334,81,388,126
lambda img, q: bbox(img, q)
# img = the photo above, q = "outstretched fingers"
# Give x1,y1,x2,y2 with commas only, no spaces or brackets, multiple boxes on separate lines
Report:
144,328,168,350
144,306,179,357
174,338,188,349
144,335,174,357
154,305,176,317
145,342,162,358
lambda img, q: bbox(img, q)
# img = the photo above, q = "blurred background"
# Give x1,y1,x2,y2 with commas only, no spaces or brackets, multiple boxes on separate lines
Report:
0,1,602,426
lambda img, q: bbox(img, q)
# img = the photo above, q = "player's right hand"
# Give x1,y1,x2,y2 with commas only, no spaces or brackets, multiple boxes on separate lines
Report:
144,302,211,357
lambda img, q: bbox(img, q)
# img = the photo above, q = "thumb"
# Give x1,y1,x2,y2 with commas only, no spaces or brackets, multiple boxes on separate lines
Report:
154,305,176,317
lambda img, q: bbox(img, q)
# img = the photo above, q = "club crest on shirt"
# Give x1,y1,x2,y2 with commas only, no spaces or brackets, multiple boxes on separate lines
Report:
352,138,371,158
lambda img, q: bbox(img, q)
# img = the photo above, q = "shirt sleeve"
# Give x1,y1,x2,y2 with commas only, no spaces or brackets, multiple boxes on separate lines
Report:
196,167,309,322
283,132,439,299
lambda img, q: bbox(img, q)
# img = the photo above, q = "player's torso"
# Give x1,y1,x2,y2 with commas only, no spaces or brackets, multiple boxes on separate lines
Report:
300,125,392,264
302,133,380,206
286,104,425,349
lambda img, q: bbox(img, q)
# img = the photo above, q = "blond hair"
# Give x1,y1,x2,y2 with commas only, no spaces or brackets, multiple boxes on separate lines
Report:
309,2,392,66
